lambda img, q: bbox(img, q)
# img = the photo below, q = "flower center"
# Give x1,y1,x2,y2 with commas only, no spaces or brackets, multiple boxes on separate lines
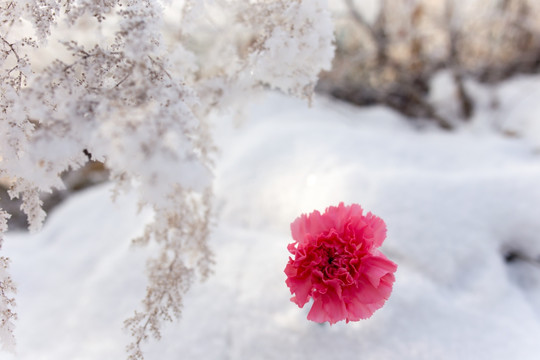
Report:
317,246,344,277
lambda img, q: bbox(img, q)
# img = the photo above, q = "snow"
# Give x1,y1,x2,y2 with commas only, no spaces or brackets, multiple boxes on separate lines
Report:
3,81,540,359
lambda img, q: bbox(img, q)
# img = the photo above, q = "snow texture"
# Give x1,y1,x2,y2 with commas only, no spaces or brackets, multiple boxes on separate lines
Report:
3,87,540,359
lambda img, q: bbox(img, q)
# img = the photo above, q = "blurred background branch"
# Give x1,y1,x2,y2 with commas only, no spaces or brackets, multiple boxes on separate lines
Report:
318,0,540,129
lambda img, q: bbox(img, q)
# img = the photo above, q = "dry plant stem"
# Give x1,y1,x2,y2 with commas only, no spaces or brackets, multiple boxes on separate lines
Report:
383,82,453,130
344,0,387,63
445,0,474,120
125,188,213,360
344,0,453,129
0,210,15,351
344,0,376,40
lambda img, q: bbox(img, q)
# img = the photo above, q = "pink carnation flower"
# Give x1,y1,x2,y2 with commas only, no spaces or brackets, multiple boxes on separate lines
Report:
285,203,397,324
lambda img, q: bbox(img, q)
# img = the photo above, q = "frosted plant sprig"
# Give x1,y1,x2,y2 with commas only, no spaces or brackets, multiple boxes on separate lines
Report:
0,0,335,358
0,209,15,352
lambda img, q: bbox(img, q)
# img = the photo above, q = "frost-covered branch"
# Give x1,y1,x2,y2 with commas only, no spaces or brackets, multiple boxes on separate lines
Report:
0,209,15,352
0,0,334,357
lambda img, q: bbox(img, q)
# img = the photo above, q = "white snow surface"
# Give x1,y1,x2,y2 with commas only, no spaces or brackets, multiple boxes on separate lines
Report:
3,87,540,359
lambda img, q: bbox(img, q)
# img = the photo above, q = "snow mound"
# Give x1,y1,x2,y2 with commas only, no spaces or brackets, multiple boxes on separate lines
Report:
4,93,540,359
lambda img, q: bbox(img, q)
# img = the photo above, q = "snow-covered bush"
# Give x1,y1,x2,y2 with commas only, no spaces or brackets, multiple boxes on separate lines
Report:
0,0,334,358
321,0,540,129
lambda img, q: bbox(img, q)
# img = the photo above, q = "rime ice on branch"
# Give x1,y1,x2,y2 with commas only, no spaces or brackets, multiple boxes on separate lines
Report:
0,0,334,358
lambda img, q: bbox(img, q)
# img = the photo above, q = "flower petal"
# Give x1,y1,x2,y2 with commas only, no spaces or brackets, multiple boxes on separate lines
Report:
361,253,397,288
286,274,312,307
291,211,332,244
322,291,348,324
307,297,327,323
345,296,384,321
365,212,387,248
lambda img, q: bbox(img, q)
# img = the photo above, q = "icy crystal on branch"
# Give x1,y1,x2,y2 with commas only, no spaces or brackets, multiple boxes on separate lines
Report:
0,0,335,357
